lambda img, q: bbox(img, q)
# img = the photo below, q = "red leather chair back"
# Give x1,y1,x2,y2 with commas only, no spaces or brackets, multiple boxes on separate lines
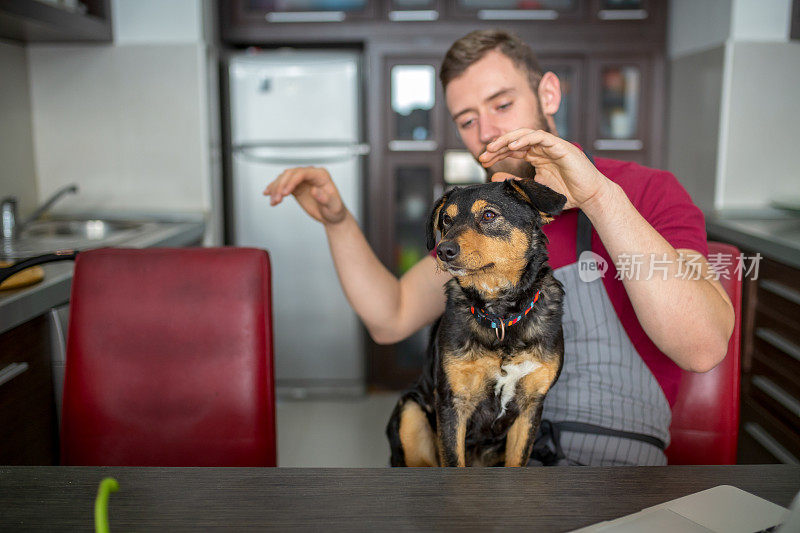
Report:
666,242,741,465
61,248,276,466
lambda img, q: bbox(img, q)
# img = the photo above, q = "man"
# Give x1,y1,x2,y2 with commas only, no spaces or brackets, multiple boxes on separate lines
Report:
264,29,734,466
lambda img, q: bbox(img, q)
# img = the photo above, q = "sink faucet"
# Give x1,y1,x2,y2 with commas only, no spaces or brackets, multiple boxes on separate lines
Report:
0,184,79,241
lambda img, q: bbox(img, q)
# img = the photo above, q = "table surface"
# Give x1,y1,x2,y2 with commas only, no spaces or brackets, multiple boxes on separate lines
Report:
2,465,799,532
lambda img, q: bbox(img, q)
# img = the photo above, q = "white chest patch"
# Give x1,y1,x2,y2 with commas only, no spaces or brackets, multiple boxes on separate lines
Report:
494,360,542,418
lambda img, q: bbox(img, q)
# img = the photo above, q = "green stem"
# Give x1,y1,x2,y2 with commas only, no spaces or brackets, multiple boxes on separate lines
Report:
94,477,119,533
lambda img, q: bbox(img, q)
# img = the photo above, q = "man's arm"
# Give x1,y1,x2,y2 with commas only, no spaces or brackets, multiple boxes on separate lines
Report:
581,180,734,373
480,130,734,373
265,166,449,345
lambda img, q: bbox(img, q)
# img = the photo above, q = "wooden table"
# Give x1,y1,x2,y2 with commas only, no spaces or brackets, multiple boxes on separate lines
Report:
2,465,798,531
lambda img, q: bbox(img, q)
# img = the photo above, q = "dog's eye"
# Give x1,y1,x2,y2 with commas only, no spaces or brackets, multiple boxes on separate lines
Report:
482,210,497,222
441,213,452,226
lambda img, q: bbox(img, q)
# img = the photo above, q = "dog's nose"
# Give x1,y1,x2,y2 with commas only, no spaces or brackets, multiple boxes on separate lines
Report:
437,240,460,261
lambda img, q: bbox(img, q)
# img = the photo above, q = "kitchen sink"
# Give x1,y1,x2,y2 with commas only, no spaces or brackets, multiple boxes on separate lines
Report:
1,218,156,260
21,219,145,241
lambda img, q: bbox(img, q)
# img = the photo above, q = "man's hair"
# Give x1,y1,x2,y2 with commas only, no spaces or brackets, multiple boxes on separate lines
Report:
440,29,544,93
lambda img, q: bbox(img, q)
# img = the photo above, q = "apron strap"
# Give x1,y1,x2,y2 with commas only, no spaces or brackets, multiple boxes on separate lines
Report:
576,150,596,260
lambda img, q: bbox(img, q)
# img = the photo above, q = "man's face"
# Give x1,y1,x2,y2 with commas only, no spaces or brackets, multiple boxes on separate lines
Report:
445,49,551,180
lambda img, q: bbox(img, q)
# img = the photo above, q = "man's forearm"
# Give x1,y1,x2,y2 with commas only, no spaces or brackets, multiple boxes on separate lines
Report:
581,181,734,372
323,211,405,342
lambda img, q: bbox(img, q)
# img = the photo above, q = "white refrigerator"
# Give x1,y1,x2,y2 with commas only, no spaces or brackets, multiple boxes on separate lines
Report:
228,50,368,397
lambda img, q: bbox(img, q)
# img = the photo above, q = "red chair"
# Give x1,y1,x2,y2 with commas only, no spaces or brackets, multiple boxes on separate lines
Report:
60,248,276,466
666,242,742,465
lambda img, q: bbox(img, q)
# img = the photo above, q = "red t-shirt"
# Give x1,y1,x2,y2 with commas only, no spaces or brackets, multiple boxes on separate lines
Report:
542,157,708,405
432,158,708,406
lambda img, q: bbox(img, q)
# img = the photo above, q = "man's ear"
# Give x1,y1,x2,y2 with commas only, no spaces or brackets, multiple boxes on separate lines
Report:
426,191,450,250
503,178,567,224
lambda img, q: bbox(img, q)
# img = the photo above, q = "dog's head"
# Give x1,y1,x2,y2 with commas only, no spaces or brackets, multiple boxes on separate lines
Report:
426,177,566,296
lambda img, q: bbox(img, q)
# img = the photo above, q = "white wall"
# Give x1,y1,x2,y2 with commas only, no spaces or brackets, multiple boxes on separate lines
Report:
668,0,733,59
112,0,202,45
26,0,221,243
0,41,37,216
718,41,800,209
667,0,799,212
730,0,792,41
666,46,725,212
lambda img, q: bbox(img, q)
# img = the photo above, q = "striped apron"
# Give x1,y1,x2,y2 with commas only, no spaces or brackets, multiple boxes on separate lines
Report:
528,209,671,466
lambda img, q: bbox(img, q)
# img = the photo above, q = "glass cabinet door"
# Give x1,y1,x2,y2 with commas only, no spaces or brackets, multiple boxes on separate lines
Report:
393,163,434,276
386,60,443,152
589,59,648,158
387,155,442,376
541,58,582,144
599,65,640,140
387,0,441,21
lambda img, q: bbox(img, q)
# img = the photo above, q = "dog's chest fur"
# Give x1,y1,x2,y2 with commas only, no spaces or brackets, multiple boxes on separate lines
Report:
440,344,554,413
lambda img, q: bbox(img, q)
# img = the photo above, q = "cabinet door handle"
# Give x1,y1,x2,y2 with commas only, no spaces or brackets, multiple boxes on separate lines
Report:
598,9,648,20
388,140,438,152
389,10,438,21
759,279,800,306
477,9,558,20
755,328,800,364
594,139,643,151
0,362,29,388
751,375,800,420
743,422,800,465
265,11,345,23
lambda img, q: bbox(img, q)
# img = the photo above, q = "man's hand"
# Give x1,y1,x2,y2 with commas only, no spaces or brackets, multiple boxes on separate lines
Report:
263,166,347,225
478,129,610,210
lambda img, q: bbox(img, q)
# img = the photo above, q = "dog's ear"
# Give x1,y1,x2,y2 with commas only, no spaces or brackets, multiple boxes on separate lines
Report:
503,178,567,224
426,191,450,250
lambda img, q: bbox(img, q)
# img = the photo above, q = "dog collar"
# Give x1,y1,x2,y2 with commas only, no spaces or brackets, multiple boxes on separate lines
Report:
470,290,541,342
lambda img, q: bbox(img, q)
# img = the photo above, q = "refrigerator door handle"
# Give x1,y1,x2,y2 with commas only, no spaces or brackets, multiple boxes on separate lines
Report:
234,144,370,165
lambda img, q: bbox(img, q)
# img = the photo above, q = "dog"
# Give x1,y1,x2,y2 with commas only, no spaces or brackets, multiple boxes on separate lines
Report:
386,176,567,467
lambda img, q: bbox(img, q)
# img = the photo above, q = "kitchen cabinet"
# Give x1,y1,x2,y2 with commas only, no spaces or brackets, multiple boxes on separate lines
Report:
0,0,112,43
221,0,667,38
0,314,59,465
738,253,800,464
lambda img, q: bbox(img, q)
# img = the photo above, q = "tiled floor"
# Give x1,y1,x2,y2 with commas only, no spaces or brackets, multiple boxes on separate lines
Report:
276,393,400,467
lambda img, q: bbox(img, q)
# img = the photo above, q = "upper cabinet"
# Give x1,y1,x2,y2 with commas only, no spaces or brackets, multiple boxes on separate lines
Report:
0,0,112,43
221,0,666,36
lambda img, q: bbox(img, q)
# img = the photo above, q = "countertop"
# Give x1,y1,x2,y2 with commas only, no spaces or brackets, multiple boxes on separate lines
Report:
1,465,798,532
0,216,205,335
705,210,800,269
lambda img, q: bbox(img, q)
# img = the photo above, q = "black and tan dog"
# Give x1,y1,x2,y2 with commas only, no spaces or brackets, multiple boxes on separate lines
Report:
386,177,567,467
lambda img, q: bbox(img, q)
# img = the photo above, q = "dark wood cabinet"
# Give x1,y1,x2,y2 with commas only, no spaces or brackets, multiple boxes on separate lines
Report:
0,0,112,43
738,253,800,464
220,0,668,389
0,314,59,465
